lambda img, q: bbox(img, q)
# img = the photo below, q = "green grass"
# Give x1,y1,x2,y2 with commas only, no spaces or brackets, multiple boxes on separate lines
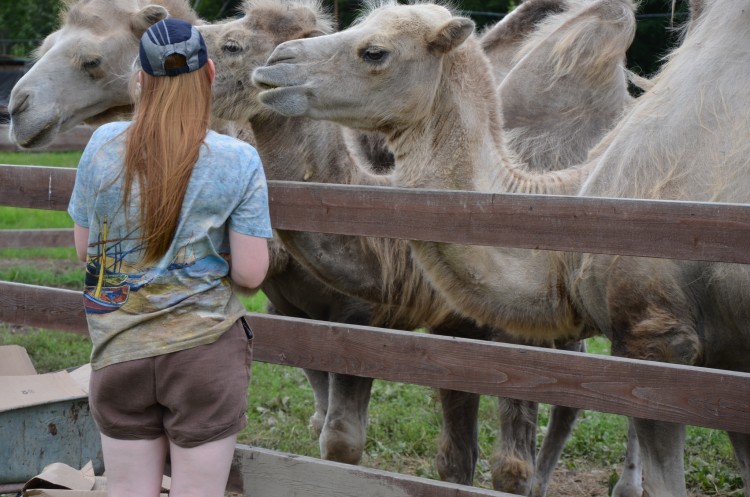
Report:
0,326,92,373
0,151,743,496
0,150,82,167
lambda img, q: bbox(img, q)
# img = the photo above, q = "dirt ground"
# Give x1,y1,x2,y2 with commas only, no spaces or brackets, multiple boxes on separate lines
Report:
546,467,612,497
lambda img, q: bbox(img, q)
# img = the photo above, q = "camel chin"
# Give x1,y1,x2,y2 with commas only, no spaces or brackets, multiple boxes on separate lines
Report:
10,116,62,150
257,86,310,117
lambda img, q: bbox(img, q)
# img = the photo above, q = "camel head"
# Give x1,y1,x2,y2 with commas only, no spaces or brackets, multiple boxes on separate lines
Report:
8,0,198,149
199,0,334,123
252,1,476,131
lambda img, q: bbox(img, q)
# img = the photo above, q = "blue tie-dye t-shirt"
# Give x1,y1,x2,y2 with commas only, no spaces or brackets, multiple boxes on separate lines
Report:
68,122,272,369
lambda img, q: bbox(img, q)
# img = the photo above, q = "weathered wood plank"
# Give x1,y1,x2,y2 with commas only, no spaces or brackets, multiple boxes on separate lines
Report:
3,283,749,434
4,165,750,264
245,314,750,434
0,229,73,248
227,445,514,497
0,165,75,211
268,182,750,264
0,282,87,336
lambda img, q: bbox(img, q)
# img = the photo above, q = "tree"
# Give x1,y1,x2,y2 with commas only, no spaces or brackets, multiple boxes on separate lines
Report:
0,0,62,57
0,0,690,77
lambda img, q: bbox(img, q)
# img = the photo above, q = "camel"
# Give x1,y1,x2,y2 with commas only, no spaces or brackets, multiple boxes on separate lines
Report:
204,0,642,494
251,0,750,495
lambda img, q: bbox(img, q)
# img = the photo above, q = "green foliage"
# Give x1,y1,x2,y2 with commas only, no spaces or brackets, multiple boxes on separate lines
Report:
0,0,62,57
0,0,693,82
193,0,244,20
237,291,270,313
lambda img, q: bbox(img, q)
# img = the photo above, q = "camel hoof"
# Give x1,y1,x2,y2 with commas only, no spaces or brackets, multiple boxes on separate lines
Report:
319,420,365,464
530,478,549,497
612,481,644,497
491,456,534,495
435,454,474,486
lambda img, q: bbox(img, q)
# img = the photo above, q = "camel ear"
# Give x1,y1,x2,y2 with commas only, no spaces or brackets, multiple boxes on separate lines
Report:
428,17,475,54
131,5,170,36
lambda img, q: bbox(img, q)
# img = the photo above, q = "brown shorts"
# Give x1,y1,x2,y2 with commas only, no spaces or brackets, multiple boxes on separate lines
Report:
89,318,252,448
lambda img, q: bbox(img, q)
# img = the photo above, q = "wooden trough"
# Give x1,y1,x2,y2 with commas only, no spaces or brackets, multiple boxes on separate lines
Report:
1,164,750,496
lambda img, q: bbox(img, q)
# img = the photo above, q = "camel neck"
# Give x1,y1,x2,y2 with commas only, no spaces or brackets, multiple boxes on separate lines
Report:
250,113,349,184
388,40,587,196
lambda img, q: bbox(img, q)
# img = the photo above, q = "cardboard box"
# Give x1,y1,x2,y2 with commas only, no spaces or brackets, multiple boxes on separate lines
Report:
21,462,170,497
0,346,103,484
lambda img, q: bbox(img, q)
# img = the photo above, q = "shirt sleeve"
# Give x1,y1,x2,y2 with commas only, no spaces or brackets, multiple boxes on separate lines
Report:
229,148,273,238
67,135,97,228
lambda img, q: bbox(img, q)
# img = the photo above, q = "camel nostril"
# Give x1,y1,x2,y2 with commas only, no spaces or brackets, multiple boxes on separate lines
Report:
255,81,276,91
265,55,295,66
9,91,30,116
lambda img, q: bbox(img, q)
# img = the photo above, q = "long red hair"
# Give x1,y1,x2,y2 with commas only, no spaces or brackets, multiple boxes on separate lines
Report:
123,54,212,264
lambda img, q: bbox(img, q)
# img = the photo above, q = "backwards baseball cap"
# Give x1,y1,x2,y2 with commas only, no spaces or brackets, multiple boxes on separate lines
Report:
139,18,208,77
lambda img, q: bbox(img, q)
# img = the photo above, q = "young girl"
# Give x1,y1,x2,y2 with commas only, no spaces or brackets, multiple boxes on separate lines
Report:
67,18,271,497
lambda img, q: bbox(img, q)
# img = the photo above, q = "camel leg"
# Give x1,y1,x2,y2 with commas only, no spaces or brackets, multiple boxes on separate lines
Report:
302,369,330,436
633,418,687,497
319,373,374,464
727,431,750,497
431,317,495,485
436,388,481,485
530,339,585,497
530,403,580,497
611,417,643,497
491,398,538,495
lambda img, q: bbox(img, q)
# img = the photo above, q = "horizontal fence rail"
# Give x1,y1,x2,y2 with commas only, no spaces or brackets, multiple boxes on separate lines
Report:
3,164,750,263
227,445,516,497
2,281,749,435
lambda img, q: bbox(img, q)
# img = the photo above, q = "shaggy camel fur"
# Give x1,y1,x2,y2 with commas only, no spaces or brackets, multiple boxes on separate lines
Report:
208,0,641,494
252,0,750,495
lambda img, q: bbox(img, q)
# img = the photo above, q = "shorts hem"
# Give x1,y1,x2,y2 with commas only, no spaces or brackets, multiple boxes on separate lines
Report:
167,415,248,449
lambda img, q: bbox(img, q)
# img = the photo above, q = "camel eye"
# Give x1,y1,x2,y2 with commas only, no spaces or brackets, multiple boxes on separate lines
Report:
81,57,104,80
360,47,388,64
223,41,242,55
82,58,101,71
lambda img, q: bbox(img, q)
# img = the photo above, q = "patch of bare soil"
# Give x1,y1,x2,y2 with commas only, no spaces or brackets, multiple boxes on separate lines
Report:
546,467,612,497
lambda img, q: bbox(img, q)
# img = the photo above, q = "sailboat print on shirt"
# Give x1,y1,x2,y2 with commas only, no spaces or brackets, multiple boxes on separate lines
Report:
83,215,131,314
82,216,217,315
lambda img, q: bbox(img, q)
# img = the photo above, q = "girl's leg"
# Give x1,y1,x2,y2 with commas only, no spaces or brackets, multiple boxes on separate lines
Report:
101,433,168,497
167,434,238,497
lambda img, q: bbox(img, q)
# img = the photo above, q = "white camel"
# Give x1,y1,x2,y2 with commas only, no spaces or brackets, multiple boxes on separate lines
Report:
251,0,750,496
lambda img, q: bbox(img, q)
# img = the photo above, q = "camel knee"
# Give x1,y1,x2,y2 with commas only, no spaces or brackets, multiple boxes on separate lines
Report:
491,453,534,495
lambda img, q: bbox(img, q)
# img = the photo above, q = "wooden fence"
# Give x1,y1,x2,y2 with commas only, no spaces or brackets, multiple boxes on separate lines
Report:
2,164,750,496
